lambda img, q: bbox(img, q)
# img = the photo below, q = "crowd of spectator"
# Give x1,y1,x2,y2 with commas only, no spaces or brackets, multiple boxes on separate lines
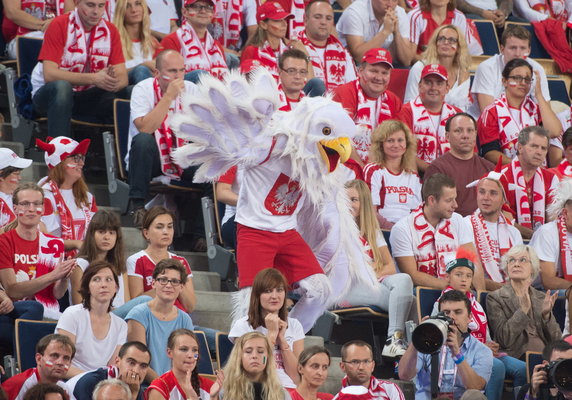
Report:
1,0,572,397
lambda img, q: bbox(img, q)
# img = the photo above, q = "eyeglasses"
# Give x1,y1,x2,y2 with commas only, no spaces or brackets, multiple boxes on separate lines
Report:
437,36,458,44
68,154,86,163
342,359,373,367
16,201,44,208
155,277,183,287
187,4,214,11
280,67,308,76
507,75,532,85
507,257,531,265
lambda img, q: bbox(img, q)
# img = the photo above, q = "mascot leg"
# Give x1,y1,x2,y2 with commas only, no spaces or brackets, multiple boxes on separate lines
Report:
231,287,252,326
289,273,332,333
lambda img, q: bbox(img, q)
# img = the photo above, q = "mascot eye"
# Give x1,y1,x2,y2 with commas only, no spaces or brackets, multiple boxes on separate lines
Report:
322,127,332,136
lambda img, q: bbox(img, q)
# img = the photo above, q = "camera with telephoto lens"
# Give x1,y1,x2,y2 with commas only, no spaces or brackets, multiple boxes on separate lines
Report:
539,359,572,392
411,312,454,354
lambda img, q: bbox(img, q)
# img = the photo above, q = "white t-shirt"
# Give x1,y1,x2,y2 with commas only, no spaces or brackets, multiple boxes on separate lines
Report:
127,78,199,167
125,41,154,69
147,0,178,35
336,0,409,50
56,304,127,372
363,164,422,224
228,316,305,388
404,60,471,111
469,54,550,118
530,220,572,278
464,0,497,10
71,258,127,308
390,211,473,259
235,156,307,232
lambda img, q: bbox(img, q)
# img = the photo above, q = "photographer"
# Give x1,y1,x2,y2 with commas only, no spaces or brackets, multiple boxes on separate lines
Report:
398,290,493,399
517,340,572,400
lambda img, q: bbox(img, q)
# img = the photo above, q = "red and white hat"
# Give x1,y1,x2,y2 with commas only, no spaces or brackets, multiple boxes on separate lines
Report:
361,48,393,68
183,0,215,10
336,386,373,400
420,63,448,80
256,1,292,23
0,148,32,170
35,136,90,169
240,59,263,75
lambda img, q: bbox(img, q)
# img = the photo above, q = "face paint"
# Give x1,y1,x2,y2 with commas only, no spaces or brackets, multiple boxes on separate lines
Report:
523,53,529,58
450,44,457,51
193,354,198,359
36,207,43,215
65,163,78,169
17,210,25,216
508,81,518,87
63,364,70,371
161,75,171,81
262,356,266,364
44,359,55,367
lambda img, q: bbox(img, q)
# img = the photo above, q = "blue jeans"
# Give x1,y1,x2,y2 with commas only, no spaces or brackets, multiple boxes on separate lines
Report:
485,357,506,400
129,65,153,85
185,69,209,84
112,296,152,319
499,355,527,386
0,300,44,353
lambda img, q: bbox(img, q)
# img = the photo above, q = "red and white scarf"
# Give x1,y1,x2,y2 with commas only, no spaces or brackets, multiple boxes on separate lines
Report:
409,96,458,163
103,0,116,22
556,159,572,179
17,0,65,35
508,158,547,229
177,20,228,79
211,0,243,49
254,40,289,82
35,232,65,319
494,94,539,159
557,214,572,280
441,286,488,343
288,0,305,39
60,9,112,92
46,180,92,246
409,204,458,278
354,80,393,162
0,197,16,228
529,0,568,21
277,83,304,111
153,77,186,180
470,209,512,283
297,30,354,90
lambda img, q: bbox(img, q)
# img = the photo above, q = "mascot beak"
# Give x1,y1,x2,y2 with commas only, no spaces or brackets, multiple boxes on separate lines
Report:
318,137,352,173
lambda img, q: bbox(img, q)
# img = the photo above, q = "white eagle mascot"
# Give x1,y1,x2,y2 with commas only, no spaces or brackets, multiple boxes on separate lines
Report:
172,69,382,333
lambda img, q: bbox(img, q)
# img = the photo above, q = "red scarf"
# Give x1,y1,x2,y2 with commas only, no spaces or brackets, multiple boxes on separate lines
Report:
35,232,65,319
254,40,289,82
297,30,354,90
441,286,488,343
288,0,305,39
17,0,65,35
529,0,568,21
0,197,16,228
211,0,244,49
556,159,572,179
354,80,393,162
410,204,457,278
60,9,112,92
494,94,539,159
508,158,547,229
558,214,572,280
277,83,304,111
177,20,228,79
409,96,458,163
153,77,186,179
470,209,511,283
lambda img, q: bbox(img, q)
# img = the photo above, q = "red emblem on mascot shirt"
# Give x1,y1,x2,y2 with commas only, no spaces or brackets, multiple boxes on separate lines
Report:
264,173,302,216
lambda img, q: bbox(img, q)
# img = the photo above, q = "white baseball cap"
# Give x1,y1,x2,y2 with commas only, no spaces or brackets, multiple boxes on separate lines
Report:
0,148,33,170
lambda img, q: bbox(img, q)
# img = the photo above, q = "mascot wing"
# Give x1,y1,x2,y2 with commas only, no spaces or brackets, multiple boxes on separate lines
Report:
172,69,280,182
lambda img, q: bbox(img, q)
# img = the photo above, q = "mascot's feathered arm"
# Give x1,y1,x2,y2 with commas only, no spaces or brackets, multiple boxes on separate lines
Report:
171,69,281,182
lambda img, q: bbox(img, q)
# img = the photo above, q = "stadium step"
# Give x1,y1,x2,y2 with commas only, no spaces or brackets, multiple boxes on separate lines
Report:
192,290,232,332
192,271,221,292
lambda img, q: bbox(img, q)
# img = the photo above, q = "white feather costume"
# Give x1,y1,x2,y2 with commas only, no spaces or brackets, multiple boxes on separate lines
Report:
172,69,387,332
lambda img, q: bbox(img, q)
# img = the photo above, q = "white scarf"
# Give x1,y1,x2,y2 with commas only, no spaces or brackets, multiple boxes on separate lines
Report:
409,96,458,163
494,94,539,159
557,214,572,280
528,0,568,20
35,232,65,319
288,0,305,39
409,204,458,278
255,40,289,82
211,0,243,49
354,80,393,162
61,9,112,92
17,0,65,35
508,158,547,229
556,159,572,179
470,209,512,283
277,83,304,111
297,30,354,90
177,20,228,79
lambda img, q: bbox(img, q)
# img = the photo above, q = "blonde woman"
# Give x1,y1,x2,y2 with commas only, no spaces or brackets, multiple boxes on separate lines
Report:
210,332,291,400
404,24,471,111
344,179,414,358
113,0,160,84
363,120,422,229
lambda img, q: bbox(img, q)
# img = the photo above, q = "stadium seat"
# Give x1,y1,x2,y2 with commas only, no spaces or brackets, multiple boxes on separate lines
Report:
416,286,441,321
477,290,489,315
525,351,543,383
553,295,567,332
473,20,500,56
548,79,571,105
113,98,131,180
16,37,43,77
194,330,215,375
215,332,233,370
334,10,343,24
15,319,58,372
387,68,409,103
504,22,551,59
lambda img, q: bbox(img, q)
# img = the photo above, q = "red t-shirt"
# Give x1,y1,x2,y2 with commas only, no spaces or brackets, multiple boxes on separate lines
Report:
38,13,125,66
287,388,333,400
218,166,237,184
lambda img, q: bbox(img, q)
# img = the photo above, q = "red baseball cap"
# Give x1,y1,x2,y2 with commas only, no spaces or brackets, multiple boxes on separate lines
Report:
184,0,215,9
256,1,293,23
361,48,393,68
240,59,262,74
421,63,448,80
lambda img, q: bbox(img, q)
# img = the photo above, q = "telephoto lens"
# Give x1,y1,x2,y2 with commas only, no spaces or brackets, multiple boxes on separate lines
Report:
411,312,453,354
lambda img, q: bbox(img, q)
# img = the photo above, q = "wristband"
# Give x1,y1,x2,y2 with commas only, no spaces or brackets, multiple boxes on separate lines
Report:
453,352,464,365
